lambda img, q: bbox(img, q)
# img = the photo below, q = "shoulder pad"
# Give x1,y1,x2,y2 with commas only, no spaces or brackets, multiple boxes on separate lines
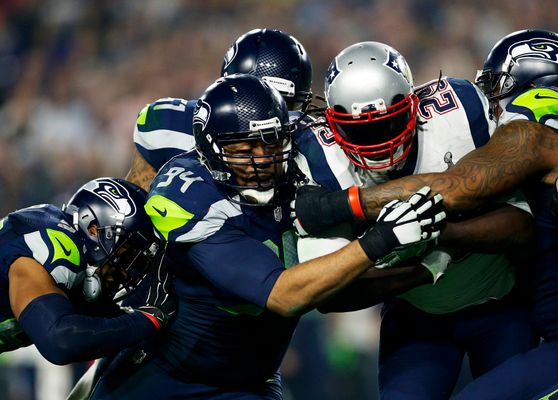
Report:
9,208,82,268
134,98,197,168
506,87,558,126
136,97,195,133
8,205,75,235
146,155,241,242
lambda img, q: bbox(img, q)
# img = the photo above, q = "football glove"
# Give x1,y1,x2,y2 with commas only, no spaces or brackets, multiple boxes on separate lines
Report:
136,256,176,330
358,186,446,262
374,240,435,269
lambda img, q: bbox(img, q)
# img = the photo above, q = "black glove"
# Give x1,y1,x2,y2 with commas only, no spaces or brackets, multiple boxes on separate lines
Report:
359,186,446,261
136,256,176,330
294,184,364,236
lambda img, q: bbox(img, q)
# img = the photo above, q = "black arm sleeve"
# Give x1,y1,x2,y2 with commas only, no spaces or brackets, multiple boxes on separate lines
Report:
18,293,155,365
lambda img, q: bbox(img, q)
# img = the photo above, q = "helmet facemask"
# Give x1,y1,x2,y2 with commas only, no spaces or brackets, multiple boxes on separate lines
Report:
76,216,159,302
63,178,158,302
201,118,297,206
475,63,518,121
194,74,298,207
326,93,418,171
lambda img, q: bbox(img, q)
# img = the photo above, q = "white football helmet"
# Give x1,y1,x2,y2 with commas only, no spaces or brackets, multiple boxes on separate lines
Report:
325,41,418,171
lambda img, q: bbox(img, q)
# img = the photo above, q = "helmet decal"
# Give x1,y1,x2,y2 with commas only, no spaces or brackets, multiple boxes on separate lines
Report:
193,99,211,132
508,37,558,66
85,179,136,218
384,49,413,85
222,42,238,72
326,59,341,87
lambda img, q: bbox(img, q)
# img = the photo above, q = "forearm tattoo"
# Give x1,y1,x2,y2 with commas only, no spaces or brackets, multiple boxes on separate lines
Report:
361,120,557,217
125,150,157,191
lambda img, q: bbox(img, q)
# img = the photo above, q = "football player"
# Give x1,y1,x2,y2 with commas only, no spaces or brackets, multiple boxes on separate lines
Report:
296,30,558,400
70,28,316,400
87,74,446,399
293,41,537,399
0,177,175,365
125,28,313,191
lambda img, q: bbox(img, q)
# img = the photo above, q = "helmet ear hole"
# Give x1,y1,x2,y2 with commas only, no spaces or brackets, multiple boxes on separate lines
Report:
87,223,98,237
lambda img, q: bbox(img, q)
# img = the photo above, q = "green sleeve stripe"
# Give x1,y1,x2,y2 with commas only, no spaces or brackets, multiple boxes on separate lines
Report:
512,88,558,122
216,304,264,316
136,104,150,126
145,195,194,241
46,229,81,266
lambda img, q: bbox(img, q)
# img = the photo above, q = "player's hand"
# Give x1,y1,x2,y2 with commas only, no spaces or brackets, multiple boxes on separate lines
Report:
374,240,435,269
358,186,446,261
136,257,176,330
293,184,364,236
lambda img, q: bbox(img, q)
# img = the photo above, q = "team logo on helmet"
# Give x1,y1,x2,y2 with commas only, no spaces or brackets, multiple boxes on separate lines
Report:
222,43,238,73
384,49,413,85
193,99,211,132
86,179,136,217
508,37,558,65
325,60,341,96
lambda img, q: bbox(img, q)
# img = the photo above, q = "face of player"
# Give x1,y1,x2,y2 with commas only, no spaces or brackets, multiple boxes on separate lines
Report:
87,224,139,296
222,140,286,188
97,256,128,295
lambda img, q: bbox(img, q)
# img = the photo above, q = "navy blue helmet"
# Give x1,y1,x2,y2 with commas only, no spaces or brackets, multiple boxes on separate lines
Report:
476,29,558,108
193,74,297,205
221,28,312,112
64,178,159,300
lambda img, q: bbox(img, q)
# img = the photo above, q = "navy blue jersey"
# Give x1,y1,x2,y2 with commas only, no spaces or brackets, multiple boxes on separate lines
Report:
451,87,558,400
0,205,85,351
144,151,299,388
500,86,558,340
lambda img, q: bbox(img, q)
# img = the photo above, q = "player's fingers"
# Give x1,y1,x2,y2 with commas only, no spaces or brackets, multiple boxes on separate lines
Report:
407,186,431,205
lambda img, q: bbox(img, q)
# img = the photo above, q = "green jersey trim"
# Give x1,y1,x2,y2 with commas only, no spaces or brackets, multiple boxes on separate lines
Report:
145,195,193,241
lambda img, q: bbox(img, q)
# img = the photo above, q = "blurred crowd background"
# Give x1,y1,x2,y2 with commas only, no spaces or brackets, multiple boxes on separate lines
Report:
0,1,556,399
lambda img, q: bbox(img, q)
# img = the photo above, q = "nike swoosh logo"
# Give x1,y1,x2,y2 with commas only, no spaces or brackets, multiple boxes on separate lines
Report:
534,93,558,100
152,206,168,217
55,238,72,256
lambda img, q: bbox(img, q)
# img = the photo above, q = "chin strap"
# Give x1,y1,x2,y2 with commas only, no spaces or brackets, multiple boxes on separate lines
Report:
239,188,275,205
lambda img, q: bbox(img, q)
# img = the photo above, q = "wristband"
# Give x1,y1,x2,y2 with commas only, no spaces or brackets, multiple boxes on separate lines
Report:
348,186,366,220
358,228,393,262
295,185,359,235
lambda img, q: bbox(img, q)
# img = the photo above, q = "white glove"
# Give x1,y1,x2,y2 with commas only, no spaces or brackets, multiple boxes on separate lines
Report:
359,186,446,261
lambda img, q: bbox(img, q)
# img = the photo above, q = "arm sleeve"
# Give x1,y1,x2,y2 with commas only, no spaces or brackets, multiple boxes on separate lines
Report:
18,293,155,365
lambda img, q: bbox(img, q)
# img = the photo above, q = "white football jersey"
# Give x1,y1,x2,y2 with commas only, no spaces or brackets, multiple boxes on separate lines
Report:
296,77,530,313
